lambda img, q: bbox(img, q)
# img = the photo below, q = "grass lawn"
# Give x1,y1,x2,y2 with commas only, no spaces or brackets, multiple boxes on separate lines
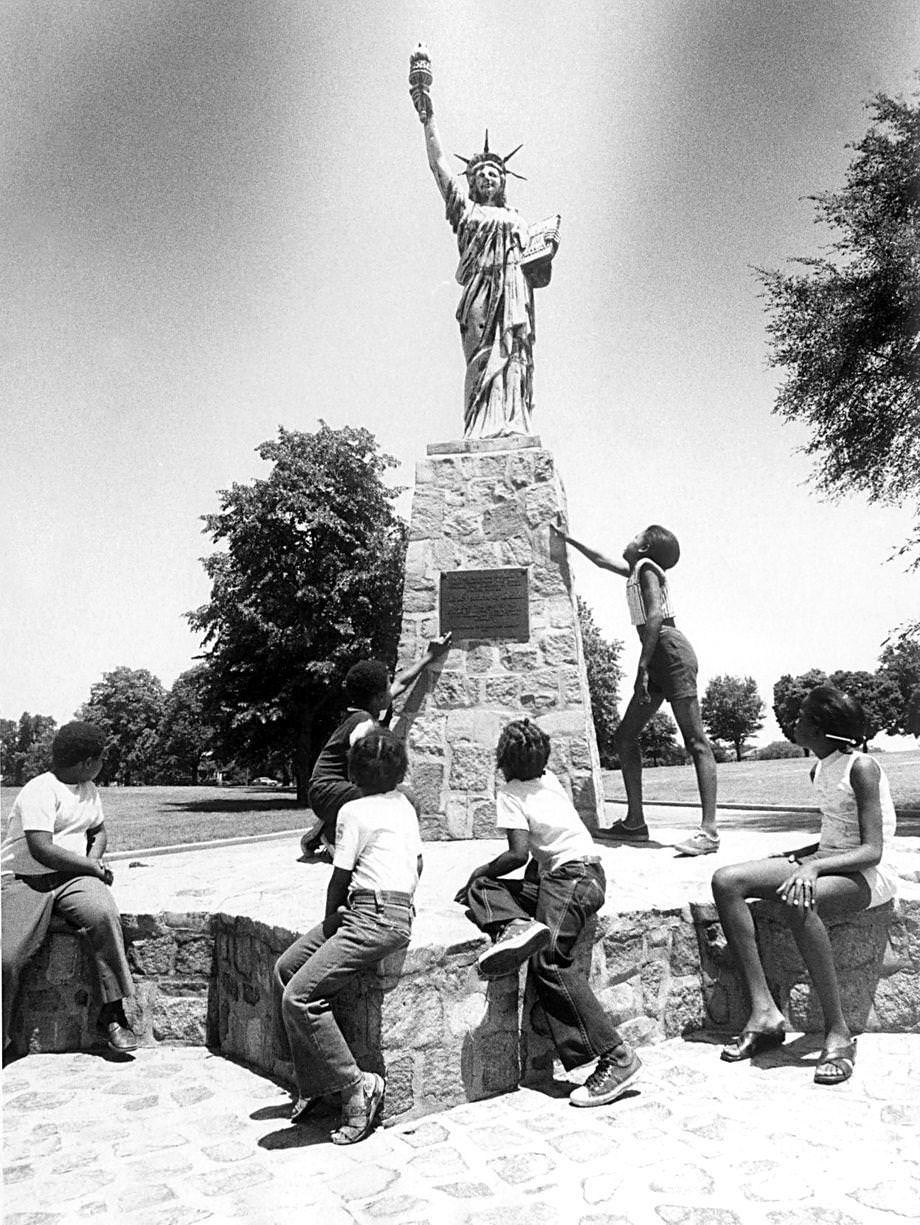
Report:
0,785,313,855
2,750,918,854
602,748,920,809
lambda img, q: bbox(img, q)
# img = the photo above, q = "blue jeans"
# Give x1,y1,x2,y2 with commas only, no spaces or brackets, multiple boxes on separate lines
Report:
274,893,412,1098
466,859,623,1070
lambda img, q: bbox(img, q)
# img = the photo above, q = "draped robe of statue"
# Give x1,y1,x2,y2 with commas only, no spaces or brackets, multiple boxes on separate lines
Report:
443,178,535,438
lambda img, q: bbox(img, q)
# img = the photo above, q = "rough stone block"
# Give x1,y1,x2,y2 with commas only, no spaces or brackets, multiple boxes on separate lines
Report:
481,676,521,708
410,761,445,813
129,936,176,977
407,716,447,757
483,500,528,541
448,742,493,790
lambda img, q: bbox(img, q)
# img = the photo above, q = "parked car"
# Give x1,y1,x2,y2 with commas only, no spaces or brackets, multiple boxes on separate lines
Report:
251,776,281,787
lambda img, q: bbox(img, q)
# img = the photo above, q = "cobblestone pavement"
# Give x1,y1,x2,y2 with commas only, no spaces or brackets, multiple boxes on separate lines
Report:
4,1033,919,1225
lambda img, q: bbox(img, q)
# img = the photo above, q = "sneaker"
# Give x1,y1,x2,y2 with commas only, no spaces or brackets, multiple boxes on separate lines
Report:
476,919,551,978
569,1047,641,1107
674,830,720,857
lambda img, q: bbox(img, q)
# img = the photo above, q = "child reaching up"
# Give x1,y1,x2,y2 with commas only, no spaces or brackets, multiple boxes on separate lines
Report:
455,719,641,1107
275,728,422,1143
303,634,451,857
712,684,898,1085
552,521,718,856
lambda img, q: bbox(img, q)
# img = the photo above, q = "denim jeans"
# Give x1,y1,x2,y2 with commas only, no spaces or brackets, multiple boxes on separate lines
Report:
274,894,412,1098
466,859,622,1070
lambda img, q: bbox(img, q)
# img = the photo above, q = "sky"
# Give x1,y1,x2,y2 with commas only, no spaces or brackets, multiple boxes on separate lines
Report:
2,0,918,748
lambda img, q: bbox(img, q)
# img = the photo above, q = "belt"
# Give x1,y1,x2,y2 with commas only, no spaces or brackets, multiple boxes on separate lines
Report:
571,855,603,866
348,889,414,908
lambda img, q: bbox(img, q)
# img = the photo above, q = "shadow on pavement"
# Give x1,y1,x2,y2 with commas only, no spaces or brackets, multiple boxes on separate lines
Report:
258,1124,333,1150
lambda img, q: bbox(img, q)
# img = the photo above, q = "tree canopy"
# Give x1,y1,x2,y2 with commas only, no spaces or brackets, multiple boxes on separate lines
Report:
78,667,167,785
188,423,408,802
758,87,920,561
702,675,765,761
157,665,218,785
0,713,58,786
577,597,623,768
639,711,686,767
877,626,920,736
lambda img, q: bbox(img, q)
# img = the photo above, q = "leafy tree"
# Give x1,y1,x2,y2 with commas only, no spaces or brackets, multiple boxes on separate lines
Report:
157,665,218,784
0,713,58,786
758,88,920,562
639,711,685,767
877,626,920,735
827,669,901,747
78,667,167,785
577,597,623,768
189,424,408,803
773,669,828,744
701,675,765,761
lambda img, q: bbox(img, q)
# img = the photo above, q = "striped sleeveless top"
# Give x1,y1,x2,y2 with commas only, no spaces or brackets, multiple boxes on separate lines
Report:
626,558,676,626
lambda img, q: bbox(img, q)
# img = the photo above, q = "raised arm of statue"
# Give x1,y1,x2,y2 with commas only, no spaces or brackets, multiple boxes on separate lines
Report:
409,45,452,199
424,113,453,201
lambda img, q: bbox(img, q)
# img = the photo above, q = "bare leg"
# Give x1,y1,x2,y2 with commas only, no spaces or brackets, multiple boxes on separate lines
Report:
711,859,791,1031
613,692,663,828
671,696,717,836
785,874,870,1049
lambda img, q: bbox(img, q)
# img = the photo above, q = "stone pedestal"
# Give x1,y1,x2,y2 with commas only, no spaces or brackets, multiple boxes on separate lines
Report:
396,435,605,838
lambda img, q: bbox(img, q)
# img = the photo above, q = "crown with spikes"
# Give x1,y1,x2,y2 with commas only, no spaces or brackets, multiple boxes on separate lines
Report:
455,130,527,182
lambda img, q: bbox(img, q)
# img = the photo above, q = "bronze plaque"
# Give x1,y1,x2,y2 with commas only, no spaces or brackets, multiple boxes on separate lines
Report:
439,568,529,641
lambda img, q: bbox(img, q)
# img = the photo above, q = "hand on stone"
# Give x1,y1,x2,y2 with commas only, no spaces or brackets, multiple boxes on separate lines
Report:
428,632,452,658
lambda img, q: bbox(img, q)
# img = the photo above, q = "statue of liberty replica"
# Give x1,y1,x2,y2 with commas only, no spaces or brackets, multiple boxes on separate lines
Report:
410,45,560,439
399,47,604,839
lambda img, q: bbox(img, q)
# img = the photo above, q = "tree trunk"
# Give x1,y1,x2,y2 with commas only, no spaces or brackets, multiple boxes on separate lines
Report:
294,707,314,807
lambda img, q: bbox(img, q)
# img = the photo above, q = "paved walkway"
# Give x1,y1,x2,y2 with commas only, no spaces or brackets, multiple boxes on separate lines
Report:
4,1032,919,1224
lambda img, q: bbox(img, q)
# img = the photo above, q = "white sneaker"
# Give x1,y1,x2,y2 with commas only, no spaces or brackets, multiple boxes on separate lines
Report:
476,919,551,978
569,1048,642,1107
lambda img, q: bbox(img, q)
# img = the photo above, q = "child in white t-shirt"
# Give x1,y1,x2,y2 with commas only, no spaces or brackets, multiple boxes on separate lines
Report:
455,719,641,1107
1,722,137,1056
274,728,421,1143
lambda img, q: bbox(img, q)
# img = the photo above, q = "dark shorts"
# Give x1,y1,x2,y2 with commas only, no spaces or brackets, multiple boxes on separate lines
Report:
647,625,698,702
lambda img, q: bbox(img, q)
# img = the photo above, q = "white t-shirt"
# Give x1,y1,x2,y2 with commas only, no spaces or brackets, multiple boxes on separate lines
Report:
496,770,595,874
333,790,423,896
1,772,104,877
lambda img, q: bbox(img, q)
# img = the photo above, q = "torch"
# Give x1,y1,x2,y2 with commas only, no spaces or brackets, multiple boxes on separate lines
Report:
409,43,432,122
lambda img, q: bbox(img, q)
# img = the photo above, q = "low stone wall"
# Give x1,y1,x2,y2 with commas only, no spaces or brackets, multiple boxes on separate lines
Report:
11,897,919,1123
695,898,920,1035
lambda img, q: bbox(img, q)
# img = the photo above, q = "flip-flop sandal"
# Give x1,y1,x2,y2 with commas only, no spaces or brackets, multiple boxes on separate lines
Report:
597,820,650,843
330,1073,385,1145
720,1027,786,1062
814,1039,856,1085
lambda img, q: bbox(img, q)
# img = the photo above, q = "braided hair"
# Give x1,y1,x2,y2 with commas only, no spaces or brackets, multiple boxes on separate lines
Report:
802,684,865,747
495,718,551,782
347,728,408,795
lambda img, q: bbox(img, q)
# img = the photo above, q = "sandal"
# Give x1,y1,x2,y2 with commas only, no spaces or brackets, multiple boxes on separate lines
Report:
814,1038,856,1085
597,820,650,843
330,1072,385,1145
720,1027,786,1063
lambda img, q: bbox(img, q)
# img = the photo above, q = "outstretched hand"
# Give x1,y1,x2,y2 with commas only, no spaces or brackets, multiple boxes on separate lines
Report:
427,632,452,658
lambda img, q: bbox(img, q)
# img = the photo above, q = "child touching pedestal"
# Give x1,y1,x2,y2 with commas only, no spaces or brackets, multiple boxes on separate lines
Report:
712,684,898,1084
275,728,422,1143
455,719,641,1107
2,722,137,1057
303,635,451,858
552,521,719,856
